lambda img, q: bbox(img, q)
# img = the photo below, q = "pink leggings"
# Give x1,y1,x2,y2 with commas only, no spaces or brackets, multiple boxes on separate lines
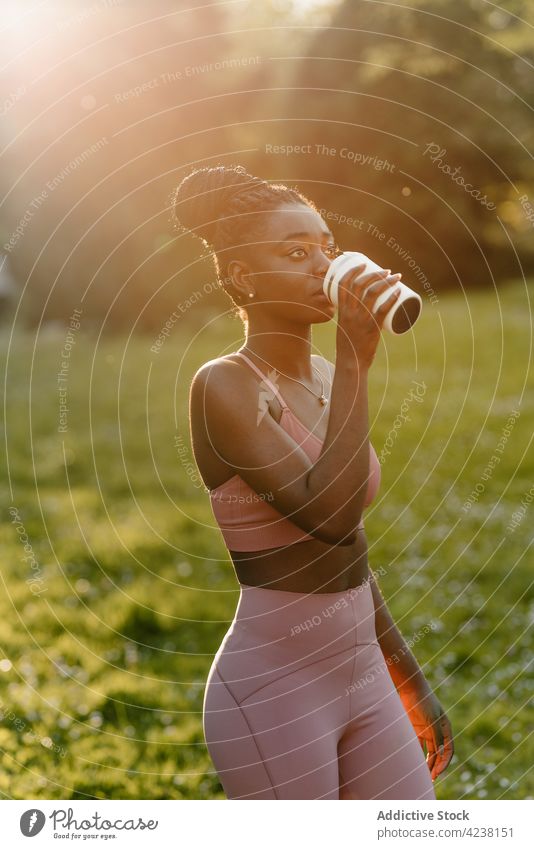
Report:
203,578,436,800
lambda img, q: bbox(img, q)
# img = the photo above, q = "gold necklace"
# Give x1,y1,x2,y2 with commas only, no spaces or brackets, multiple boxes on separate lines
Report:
241,348,330,406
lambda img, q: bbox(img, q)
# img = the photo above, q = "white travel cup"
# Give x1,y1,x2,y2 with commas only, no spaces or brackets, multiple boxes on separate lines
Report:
323,251,422,334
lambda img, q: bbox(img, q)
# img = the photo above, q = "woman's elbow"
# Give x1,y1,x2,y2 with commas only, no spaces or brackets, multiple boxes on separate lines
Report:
310,520,360,547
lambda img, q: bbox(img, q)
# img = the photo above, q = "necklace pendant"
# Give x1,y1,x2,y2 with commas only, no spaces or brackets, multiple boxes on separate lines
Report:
319,394,328,406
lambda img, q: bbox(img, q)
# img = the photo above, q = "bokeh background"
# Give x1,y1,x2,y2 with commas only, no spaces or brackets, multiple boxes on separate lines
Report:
0,0,533,799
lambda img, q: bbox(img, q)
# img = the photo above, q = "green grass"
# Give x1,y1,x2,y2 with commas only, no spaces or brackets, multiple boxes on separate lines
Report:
1,278,533,799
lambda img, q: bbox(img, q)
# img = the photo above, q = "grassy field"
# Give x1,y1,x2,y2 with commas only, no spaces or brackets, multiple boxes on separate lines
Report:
1,278,533,800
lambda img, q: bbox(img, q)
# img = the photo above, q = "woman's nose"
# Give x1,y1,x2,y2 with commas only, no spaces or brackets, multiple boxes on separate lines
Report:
314,250,332,278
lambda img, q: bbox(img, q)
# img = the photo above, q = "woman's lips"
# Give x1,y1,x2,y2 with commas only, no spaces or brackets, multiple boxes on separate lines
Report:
316,291,335,304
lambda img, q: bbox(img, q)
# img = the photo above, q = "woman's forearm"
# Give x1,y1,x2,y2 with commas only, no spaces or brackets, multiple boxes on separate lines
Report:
368,569,432,694
306,359,371,544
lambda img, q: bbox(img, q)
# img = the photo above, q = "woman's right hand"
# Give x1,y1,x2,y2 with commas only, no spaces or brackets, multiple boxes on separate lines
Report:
336,264,403,368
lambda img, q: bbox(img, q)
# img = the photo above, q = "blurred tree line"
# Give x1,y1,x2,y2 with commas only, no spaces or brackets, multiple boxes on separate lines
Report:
0,0,532,332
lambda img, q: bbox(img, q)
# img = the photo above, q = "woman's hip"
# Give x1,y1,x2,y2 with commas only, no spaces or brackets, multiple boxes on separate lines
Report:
204,577,379,707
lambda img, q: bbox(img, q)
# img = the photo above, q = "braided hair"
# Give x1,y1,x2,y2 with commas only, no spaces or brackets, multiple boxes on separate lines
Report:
170,165,316,324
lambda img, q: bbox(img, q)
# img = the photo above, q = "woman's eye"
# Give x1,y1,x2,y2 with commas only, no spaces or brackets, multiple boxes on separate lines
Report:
287,244,340,259
325,244,340,258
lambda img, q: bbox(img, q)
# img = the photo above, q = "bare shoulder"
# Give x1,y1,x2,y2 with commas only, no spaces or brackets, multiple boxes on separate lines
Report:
189,355,257,473
189,353,255,414
192,357,234,384
311,354,335,381
191,353,245,388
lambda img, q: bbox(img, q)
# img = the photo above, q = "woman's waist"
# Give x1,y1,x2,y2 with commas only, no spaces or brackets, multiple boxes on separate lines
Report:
219,574,378,654
230,532,368,590
210,589,381,707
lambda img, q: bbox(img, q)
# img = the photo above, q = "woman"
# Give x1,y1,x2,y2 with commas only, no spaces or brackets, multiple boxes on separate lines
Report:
174,164,454,800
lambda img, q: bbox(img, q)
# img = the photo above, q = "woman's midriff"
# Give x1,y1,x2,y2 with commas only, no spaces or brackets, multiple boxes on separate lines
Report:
229,526,369,594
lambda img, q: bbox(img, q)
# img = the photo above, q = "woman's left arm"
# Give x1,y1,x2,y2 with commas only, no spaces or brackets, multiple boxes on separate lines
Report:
368,568,454,782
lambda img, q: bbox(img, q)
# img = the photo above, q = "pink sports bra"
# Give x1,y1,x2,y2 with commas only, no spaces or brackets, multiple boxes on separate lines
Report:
208,351,381,552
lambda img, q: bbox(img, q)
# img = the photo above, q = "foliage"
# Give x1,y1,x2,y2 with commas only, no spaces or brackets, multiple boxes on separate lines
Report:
1,1,533,329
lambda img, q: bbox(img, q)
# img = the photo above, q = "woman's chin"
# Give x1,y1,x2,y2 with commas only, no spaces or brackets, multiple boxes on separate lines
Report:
309,302,336,323
264,300,335,324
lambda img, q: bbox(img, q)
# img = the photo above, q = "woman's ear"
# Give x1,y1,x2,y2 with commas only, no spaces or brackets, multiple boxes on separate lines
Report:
226,260,253,300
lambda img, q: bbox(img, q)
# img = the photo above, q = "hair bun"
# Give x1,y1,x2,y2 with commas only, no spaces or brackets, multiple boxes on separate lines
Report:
171,165,264,247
